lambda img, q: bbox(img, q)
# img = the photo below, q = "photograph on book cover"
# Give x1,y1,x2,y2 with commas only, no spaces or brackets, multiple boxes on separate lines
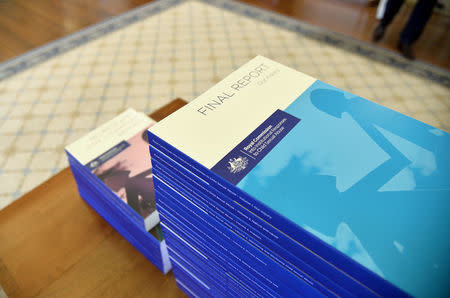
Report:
91,126,156,222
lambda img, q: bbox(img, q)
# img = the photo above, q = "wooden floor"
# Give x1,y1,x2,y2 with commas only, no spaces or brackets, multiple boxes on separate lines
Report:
0,0,450,69
244,0,450,69
0,0,449,69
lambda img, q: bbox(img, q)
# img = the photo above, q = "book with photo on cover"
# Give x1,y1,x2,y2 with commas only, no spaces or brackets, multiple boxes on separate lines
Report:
66,108,159,231
66,108,170,273
87,125,159,231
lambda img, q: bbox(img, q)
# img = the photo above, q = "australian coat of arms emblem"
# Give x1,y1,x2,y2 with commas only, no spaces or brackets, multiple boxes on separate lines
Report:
227,156,249,174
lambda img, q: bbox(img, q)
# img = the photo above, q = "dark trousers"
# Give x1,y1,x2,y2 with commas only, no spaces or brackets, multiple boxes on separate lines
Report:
381,0,437,44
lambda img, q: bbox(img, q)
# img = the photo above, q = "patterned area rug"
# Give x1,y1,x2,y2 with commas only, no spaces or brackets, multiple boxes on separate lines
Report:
0,0,449,210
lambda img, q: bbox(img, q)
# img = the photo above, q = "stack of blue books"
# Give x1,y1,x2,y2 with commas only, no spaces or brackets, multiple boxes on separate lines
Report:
66,108,171,274
148,56,450,297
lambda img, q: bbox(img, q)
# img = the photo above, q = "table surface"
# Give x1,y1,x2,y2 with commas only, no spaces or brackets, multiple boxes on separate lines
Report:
0,99,188,298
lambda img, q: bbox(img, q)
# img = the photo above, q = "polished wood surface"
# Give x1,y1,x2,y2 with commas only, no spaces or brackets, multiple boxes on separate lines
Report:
243,0,450,69
0,0,448,69
0,99,187,298
0,0,148,62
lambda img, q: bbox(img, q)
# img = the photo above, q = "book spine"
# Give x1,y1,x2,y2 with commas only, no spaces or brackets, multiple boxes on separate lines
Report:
159,209,277,297
171,262,211,298
159,208,287,298
66,152,146,230
150,141,370,296
157,183,336,297
148,132,408,297
167,242,250,297
156,196,280,297
71,166,167,273
155,179,328,297
168,244,257,297
70,160,146,233
152,162,355,297
170,253,225,297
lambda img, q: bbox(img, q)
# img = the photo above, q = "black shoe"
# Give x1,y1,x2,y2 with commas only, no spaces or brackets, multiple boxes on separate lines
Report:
372,24,386,42
397,42,415,60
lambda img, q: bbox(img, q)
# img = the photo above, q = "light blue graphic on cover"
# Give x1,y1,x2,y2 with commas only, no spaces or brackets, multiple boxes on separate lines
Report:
237,80,450,297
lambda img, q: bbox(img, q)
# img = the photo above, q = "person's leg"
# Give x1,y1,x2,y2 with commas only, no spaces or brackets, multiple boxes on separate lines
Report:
399,0,437,44
397,0,437,60
380,0,405,26
373,0,405,41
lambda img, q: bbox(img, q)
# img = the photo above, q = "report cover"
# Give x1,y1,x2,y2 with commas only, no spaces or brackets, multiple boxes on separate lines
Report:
149,56,450,297
66,108,160,231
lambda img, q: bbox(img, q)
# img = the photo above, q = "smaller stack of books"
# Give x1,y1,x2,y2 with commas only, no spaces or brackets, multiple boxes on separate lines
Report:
65,108,171,274
148,56,449,297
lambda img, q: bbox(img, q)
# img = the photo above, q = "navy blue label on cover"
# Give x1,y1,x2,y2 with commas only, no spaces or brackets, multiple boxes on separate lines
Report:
85,140,130,171
211,109,300,185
